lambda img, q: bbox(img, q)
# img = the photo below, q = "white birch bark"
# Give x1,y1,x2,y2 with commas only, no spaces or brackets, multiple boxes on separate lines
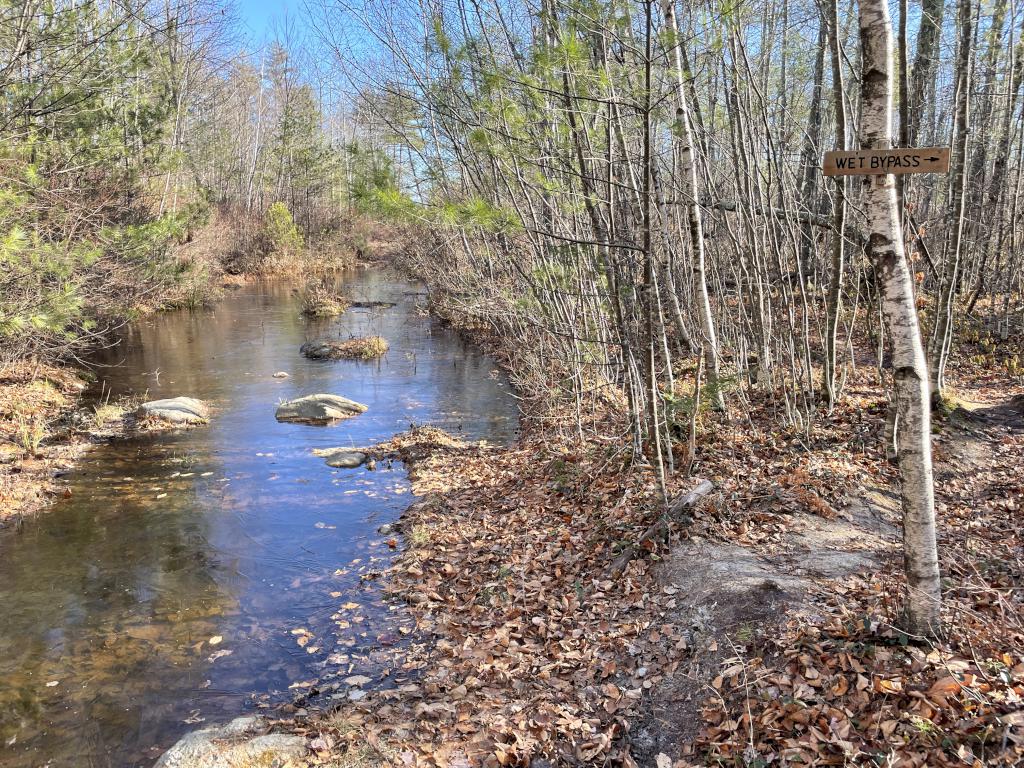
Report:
859,0,942,635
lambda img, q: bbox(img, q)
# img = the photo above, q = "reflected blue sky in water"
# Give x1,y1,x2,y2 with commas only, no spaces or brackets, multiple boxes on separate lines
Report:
0,269,517,766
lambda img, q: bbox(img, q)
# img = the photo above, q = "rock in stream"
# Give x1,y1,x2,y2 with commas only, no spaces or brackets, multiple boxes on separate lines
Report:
274,394,367,424
154,716,305,768
312,448,368,468
138,397,210,424
299,340,346,360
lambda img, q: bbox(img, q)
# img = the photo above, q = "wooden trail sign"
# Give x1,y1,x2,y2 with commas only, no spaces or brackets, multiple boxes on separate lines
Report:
823,147,950,176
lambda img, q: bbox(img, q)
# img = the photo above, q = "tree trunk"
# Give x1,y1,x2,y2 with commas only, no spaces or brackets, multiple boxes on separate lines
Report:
927,0,972,398
661,0,725,410
907,0,945,147
824,0,848,408
859,0,942,636
799,19,827,276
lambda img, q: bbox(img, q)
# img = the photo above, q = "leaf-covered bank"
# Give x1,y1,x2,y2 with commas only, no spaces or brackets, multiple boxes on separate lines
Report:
263,264,1024,766
0,362,95,525
296,382,1022,767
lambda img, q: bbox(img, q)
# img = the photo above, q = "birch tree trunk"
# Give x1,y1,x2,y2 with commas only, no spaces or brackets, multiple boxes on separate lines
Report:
859,0,942,636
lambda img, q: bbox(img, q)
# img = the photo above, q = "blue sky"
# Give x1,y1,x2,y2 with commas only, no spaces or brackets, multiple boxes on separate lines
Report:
235,0,301,41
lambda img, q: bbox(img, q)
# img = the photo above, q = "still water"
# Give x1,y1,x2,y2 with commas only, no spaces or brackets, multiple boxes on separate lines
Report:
0,268,517,767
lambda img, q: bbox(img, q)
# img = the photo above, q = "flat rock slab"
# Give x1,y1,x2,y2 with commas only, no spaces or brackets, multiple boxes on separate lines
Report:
154,716,306,768
275,394,367,425
311,448,367,468
138,397,209,424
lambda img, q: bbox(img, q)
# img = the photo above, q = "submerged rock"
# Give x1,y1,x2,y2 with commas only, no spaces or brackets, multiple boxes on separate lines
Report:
272,371,289,379
275,394,367,425
138,397,209,425
154,716,305,768
312,448,368,468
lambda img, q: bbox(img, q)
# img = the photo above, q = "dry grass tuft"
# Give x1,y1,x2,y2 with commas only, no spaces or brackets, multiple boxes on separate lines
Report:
300,283,351,317
332,335,389,360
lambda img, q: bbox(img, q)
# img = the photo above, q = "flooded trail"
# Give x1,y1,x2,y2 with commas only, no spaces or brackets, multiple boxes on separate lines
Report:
0,268,517,767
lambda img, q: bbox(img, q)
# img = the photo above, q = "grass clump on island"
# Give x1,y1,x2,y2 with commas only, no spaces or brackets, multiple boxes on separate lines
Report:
335,335,389,360
300,283,351,318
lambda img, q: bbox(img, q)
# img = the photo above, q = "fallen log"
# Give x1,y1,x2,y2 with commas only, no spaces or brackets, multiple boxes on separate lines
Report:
607,479,714,578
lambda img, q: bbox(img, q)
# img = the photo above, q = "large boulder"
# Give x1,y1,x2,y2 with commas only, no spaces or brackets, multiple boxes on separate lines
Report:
312,448,367,468
154,716,306,768
138,397,209,424
275,394,367,425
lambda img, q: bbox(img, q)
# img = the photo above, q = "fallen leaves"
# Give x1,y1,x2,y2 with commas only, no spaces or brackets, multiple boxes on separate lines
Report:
306,426,690,765
299,370,1024,767
689,384,1024,768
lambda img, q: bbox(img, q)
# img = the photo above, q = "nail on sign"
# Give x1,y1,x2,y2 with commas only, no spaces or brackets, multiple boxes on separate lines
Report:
823,147,950,176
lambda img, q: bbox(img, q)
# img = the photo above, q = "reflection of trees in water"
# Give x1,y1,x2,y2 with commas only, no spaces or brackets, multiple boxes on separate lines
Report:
0,446,237,766
0,269,519,766
88,279,317,402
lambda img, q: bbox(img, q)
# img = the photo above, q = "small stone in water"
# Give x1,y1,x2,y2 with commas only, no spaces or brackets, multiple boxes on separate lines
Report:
208,635,223,646
45,681,59,687
272,372,289,379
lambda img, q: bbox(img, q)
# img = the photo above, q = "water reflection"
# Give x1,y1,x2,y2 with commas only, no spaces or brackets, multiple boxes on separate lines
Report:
0,268,517,767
